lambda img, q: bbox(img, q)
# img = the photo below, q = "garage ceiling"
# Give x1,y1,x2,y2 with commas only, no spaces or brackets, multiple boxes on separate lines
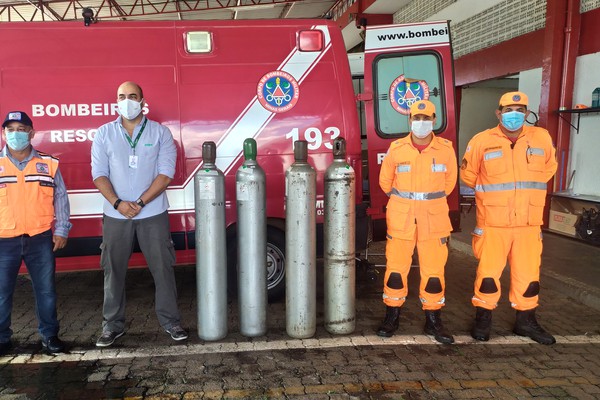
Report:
0,0,338,22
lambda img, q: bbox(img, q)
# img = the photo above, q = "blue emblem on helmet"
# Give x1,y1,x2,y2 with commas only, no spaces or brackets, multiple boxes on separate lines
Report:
257,71,299,113
389,75,430,115
513,94,521,102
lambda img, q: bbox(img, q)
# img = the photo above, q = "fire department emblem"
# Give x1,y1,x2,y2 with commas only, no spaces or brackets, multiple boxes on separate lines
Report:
36,162,49,174
389,75,430,115
257,71,299,113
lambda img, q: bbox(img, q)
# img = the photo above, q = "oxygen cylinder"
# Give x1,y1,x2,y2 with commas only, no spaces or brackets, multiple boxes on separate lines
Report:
195,141,228,341
285,140,317,339
324,138,356,334
236,138,267,337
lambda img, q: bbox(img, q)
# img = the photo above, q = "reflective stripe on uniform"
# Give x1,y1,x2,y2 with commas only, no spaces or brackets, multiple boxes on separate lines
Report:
528,147,544,156
382,293,406,301
484,150,503,160
473,227,484,236
24,175,55,184
391,188,446,200
0,176,18,184
472,296,497,307
420,296,445,304
475,181,547,192
431,164,447,172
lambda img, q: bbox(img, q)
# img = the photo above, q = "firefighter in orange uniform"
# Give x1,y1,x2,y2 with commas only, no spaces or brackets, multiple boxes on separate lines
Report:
377,100,457,344
461,92,558,345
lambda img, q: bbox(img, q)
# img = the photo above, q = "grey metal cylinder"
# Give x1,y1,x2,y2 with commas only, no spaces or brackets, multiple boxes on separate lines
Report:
195,141,228,341
285,140,317,339
324,138,356,334
236,138,267,337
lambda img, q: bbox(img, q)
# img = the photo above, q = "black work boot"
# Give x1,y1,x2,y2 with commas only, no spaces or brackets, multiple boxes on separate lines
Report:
424,310,454,344
376,306,400,337
513,308,556,345
471,307,492,341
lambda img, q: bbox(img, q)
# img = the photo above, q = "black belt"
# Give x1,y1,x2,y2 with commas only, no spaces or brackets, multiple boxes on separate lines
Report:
0,234,29,240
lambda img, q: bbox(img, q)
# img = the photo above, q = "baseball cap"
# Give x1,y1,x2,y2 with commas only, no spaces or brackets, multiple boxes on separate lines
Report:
410,100,435,117
499,91,528,108
2,111,33,128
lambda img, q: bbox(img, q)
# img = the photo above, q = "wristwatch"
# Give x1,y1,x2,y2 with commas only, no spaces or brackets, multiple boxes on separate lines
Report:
136,198,145,208
113,199,122,210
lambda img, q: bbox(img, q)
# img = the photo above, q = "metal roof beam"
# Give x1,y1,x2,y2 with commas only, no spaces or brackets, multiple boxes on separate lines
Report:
27,0,60,20
0,0,304,21
278,1,293,18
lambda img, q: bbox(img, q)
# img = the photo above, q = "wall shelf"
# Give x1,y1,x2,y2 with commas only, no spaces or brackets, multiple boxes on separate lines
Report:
553,190,600,203
556,106,600,133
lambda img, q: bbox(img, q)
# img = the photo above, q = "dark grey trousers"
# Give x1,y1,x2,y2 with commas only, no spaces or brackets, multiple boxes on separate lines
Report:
100,211,181,333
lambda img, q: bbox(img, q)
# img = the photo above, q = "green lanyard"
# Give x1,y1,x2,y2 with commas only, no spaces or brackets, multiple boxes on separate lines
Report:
123,118,148,155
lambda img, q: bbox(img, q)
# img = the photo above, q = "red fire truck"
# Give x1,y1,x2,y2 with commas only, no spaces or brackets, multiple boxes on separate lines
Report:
0,19,458,299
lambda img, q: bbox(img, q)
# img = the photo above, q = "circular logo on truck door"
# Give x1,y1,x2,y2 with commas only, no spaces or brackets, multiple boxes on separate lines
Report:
257,71,300,113
389,75,430,115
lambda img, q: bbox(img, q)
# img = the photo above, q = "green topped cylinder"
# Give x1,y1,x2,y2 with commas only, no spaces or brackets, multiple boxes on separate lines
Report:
243,138,257,161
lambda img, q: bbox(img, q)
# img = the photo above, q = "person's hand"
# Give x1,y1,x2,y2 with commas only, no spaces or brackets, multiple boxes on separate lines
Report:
117,201,142,219
53,236,68,252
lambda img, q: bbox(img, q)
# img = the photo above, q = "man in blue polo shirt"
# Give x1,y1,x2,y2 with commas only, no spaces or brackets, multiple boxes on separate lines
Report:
91,81,187,347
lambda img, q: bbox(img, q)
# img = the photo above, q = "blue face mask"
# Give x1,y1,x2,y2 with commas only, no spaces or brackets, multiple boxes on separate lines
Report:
6,131,31,151
501,111,526,131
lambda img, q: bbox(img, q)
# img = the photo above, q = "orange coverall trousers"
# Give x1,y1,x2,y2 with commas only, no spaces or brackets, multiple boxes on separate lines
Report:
383,231,448,310
471,225,542,311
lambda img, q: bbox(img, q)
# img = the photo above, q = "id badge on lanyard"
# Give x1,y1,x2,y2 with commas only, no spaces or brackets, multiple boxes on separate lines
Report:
129,155,138,169
125,118,147,169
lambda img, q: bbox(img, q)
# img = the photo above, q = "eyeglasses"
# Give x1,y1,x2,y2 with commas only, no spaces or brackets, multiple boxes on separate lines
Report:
5,127,31,133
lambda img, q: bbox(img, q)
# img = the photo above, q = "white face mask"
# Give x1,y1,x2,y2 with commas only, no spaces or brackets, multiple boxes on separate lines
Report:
118,98,143,120
411,120,433,139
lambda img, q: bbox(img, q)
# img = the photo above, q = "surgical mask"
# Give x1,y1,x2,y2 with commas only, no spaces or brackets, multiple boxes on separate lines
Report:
501,111,526,131
6,131,31,151
118,98,143,120
411,120,433,138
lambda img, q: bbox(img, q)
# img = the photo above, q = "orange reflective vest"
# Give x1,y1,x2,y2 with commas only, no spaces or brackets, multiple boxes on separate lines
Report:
379,135,457,240
0,151,58,238
460,125,557,227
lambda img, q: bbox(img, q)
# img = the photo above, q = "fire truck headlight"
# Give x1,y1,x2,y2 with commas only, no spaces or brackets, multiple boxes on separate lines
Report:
186,32,212,54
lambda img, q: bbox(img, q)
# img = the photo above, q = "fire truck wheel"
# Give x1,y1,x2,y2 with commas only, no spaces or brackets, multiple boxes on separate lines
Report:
226,225,286,303
265,226,286,302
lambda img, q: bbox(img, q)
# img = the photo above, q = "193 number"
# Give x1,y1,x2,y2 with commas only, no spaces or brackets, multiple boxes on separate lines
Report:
285,127,341,150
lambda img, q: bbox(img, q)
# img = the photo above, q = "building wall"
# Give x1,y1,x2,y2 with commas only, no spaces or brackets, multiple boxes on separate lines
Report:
570,53,600,195
458,87,510,160
393,1,600,197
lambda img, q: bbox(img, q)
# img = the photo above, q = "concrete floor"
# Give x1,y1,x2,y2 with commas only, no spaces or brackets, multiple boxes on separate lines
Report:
1,209,600,399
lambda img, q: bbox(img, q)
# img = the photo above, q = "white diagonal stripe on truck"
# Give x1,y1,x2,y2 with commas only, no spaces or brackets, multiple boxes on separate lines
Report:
66,25,332,217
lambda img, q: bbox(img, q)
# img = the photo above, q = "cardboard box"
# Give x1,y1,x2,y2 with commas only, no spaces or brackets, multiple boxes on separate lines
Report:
548,209,578,237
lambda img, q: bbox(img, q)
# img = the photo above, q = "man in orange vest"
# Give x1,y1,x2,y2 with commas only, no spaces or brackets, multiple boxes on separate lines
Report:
0,111,71,355
461,92,558,344
377,100,457,344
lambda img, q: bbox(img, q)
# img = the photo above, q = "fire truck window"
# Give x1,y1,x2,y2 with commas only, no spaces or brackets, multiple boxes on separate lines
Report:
374,53,444,137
